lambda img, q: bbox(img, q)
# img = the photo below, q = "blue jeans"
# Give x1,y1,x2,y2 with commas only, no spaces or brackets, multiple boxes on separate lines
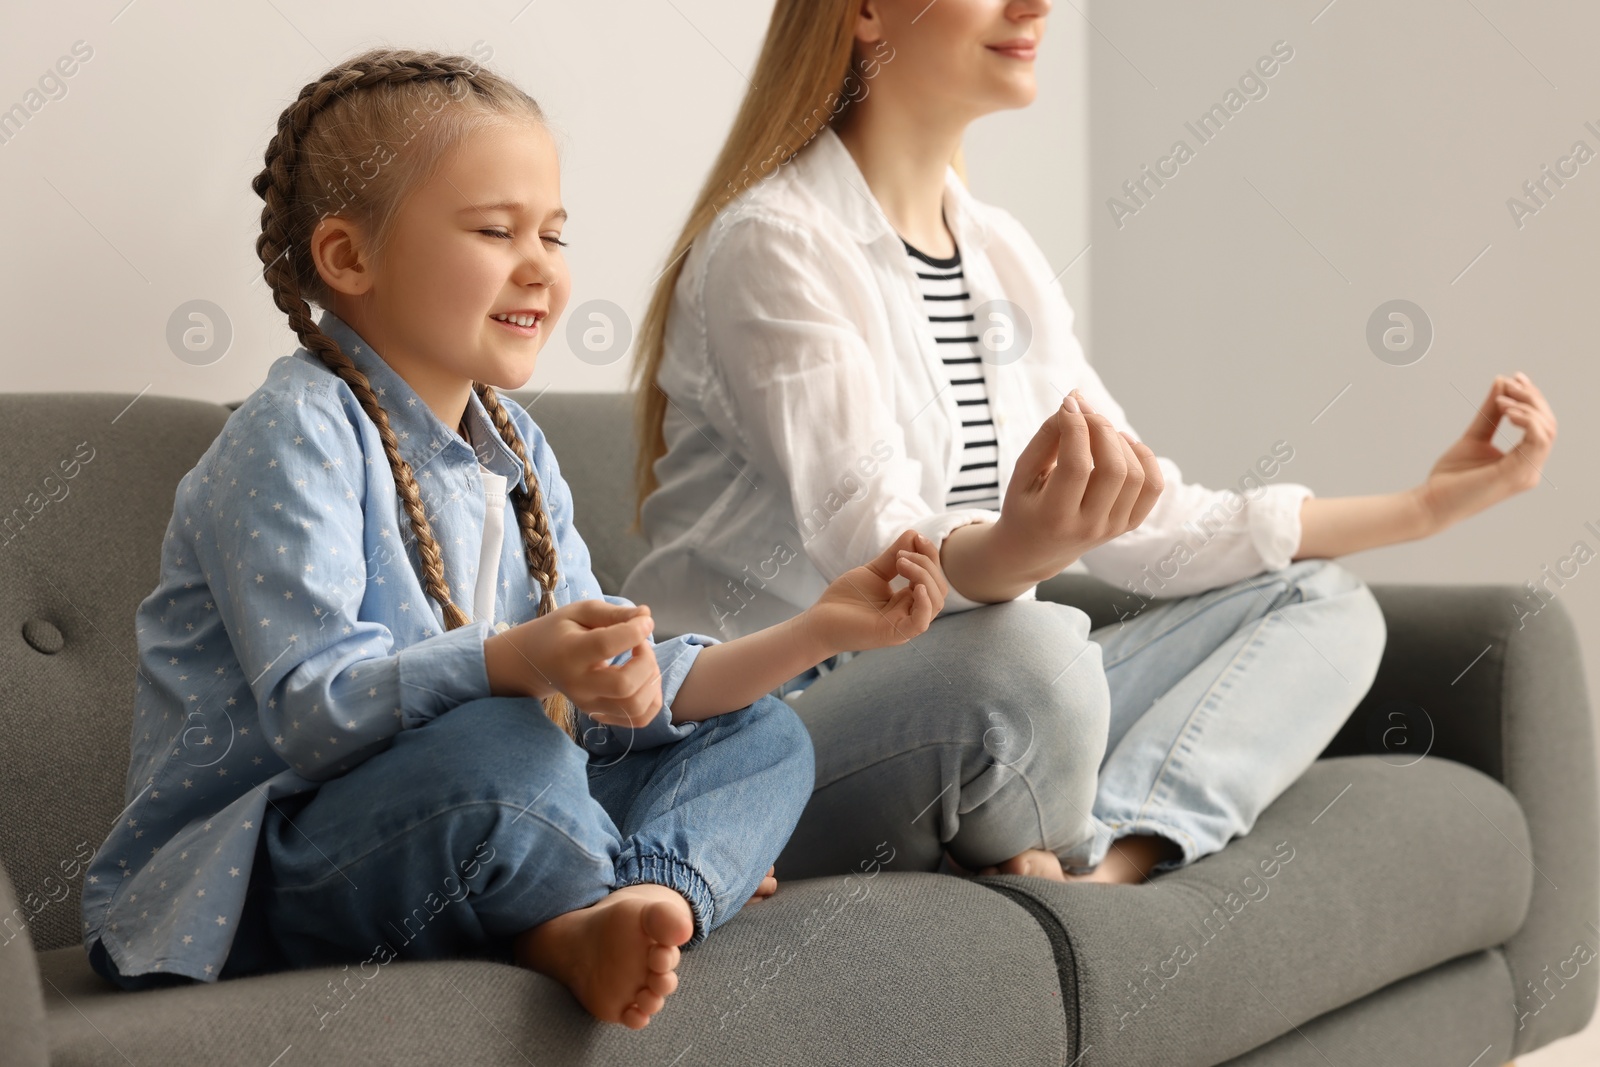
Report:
211,694,813,976
1073,557,1386,873
773,559,1385,879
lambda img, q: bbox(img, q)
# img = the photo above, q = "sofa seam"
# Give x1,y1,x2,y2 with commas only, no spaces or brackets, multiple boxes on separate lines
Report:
977,879,1079,1065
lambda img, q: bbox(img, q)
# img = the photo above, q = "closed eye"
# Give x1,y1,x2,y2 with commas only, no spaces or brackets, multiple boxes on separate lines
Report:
479,228,568,247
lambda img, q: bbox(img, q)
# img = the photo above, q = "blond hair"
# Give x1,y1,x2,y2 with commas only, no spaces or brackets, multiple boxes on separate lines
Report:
628,5,968,523
251,47,577,740
629,1,858,523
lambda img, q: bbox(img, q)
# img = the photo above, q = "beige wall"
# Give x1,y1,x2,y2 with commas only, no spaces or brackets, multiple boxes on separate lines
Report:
0,1,1086,396
0,1,775,397
1083,0,1600,702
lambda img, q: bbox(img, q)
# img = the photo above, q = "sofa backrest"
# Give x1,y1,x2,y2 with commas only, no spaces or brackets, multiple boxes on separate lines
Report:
500,390,650,595
0,389,644,952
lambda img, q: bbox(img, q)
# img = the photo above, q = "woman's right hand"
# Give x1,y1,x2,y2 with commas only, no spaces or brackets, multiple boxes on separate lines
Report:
990,388,1164,581
486,600,663,728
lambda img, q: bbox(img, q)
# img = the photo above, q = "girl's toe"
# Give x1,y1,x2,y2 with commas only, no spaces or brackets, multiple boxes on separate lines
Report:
647,968,678,997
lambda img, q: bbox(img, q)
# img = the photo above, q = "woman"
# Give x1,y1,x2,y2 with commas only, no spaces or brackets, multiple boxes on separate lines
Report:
623,0,1558,886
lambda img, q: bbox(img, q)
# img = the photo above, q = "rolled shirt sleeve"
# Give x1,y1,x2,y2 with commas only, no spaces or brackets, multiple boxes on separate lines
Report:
574,625,716,757
1066,358,1315,597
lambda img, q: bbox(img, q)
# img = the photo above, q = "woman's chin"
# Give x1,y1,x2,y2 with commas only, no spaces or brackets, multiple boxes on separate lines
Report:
979,77,1038,112
1003,83,1039,109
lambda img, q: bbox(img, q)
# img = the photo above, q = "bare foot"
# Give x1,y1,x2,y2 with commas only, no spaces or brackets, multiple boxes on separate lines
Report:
1061,834,1181,885
513,883,694,1029
944,848,1067,883
747,865,777,903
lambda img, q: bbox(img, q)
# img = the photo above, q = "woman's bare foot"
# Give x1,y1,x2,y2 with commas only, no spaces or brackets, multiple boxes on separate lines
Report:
747,865,778,903
513,883,694,1029
944,848,1068,882
1061,834,1181,885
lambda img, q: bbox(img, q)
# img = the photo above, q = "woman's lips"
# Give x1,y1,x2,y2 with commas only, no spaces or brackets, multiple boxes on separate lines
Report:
987,42,1037,60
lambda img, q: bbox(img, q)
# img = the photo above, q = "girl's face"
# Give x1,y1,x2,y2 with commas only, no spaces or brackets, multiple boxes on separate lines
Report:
855,0,1049,124
329,120,572,399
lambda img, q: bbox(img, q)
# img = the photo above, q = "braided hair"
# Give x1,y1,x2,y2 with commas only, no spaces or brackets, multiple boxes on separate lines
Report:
250,47,577,740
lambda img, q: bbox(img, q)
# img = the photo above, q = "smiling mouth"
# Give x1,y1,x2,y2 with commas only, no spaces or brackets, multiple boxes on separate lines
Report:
491,312,543,335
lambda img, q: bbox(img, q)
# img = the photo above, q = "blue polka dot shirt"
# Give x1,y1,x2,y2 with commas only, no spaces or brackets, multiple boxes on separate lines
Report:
80,309,714,984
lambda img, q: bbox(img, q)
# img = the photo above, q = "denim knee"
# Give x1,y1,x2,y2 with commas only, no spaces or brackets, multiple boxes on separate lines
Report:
402,697,597,828
948,601,1111,750
1281,559,1388,684
926,601,1111,837
723,693,816,806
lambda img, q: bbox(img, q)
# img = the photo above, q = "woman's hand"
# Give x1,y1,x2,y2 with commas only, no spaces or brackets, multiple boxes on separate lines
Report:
989,389,1164,582
797,530,947,655
489,600,663,729
1420,372,1557,531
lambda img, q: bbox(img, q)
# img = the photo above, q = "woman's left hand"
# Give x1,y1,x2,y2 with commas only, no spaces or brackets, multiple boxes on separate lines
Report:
1420,372,1557,531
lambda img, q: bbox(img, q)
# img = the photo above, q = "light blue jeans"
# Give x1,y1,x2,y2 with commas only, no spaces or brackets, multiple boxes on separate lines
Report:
232,694,813,976
772,559,1385,880
1072,557,1386,873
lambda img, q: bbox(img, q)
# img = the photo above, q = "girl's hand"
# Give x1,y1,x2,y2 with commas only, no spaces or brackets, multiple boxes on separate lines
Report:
497,600,664,729
799,530,947,655
991,389,1164,581
1420,372,1557,531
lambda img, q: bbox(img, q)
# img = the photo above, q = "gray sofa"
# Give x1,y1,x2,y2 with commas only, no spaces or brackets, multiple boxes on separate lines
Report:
3,389,1596,1067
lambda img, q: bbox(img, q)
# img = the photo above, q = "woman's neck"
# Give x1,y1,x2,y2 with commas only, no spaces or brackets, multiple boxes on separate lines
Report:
834,107,965,258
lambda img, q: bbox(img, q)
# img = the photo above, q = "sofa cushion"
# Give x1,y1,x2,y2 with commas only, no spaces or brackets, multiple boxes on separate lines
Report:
1216,948,1515,1067
39,872,1066,1067
0,861,50,1067
981,755,1533,1067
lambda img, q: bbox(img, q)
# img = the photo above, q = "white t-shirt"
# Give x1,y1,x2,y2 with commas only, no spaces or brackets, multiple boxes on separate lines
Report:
461,418,510,633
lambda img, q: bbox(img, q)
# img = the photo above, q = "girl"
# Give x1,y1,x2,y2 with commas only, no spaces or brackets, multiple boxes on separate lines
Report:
625,0,1558,886
79,48,948,1031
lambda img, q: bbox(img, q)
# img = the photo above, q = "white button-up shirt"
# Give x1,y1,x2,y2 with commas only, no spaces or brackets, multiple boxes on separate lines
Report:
624,125,1312,647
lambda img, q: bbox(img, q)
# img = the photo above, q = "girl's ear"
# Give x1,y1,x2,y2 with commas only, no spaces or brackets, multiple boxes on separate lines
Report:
309,214,374,297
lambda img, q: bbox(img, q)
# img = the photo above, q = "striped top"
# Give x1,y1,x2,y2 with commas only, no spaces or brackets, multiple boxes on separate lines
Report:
902,236,1001,510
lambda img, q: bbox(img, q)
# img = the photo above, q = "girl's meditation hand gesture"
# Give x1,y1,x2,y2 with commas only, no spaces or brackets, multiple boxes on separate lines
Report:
665,529,948,724
490,529,951,734
486,600,665,730
797,529,947,654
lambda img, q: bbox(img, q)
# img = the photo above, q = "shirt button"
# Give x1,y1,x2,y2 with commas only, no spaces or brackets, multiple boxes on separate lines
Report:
493,621,511,634
996,413,1008,428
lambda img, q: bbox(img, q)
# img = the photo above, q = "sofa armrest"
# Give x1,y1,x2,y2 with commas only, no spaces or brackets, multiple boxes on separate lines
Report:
0,858,50,1067
1039,574,1600,1056
1335,584,1599,1057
